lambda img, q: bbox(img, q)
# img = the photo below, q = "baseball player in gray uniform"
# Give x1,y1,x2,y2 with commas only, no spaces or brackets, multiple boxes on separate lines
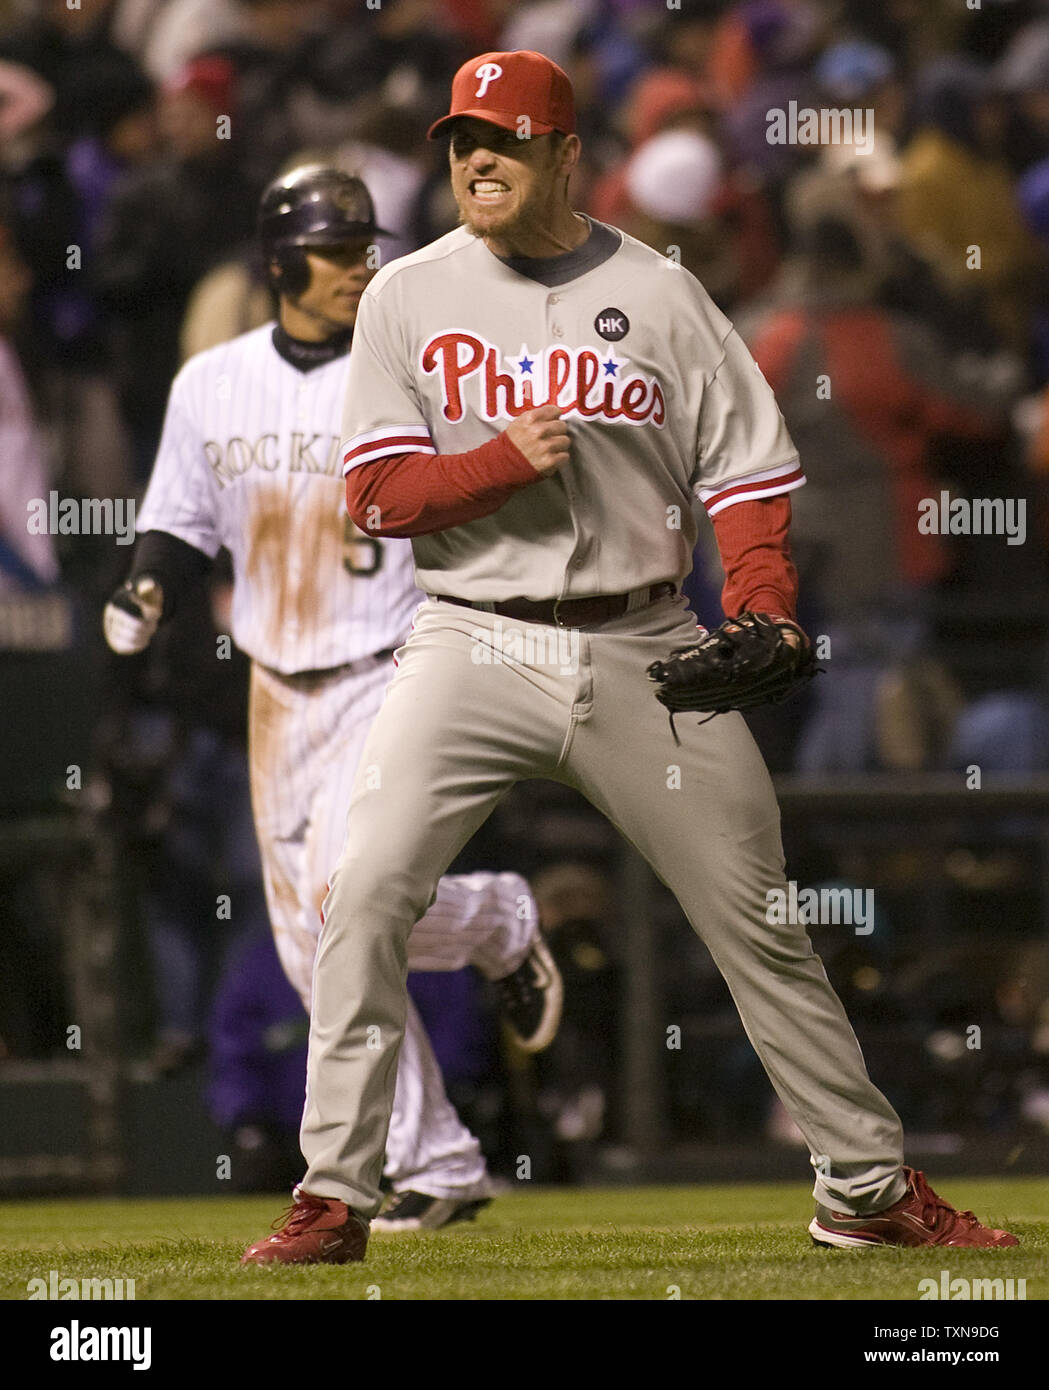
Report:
243,53,1017,1264
105,164,563,1232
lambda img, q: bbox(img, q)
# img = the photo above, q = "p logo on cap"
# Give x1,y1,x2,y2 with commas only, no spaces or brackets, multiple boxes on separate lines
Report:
474,62,503,98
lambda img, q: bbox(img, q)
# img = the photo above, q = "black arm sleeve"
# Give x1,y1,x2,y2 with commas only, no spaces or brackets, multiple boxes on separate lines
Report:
128,530,213,620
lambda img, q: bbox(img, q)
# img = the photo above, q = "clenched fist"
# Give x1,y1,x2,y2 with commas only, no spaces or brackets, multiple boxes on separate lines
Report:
505,404,571,477
103,576,164,655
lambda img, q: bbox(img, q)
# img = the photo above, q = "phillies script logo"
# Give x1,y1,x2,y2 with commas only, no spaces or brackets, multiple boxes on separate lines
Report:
421,332,666,428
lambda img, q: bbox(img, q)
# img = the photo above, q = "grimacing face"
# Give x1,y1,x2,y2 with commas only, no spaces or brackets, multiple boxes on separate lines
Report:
448,118,578,243
281,240,376,331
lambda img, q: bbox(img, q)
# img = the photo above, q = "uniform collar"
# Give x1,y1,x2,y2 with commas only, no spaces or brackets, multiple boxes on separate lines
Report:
272,323,353,373
494,216,621,287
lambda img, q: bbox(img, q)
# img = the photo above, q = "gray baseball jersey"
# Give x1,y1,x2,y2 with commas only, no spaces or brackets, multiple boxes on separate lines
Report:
340,221,804,602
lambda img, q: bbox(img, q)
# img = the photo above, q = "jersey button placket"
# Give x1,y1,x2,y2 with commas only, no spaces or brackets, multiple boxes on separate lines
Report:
547,300,582,582
547,292,564,339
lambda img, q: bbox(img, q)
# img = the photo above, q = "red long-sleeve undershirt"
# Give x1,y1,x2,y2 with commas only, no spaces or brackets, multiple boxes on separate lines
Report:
345,440,798,622
345,434,540,537
712,492,798,623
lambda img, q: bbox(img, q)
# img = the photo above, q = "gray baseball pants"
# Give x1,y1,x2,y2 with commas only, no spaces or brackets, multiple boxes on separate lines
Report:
302,593,906,1218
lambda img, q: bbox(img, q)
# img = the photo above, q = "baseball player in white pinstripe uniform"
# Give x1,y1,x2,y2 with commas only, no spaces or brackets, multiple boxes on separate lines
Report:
242,52,1018,1265
104,165,563,1232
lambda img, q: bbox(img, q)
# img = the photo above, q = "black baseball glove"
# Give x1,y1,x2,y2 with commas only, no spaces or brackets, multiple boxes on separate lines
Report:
647,612,817,733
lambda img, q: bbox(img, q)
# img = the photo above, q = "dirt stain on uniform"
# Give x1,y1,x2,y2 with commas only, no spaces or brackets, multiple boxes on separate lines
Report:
245,480,343,664
246,491,290,661
247,665,300,937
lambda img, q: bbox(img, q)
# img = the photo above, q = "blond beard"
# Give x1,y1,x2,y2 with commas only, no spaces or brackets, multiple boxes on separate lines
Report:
456,198,584,252
456,203,521,242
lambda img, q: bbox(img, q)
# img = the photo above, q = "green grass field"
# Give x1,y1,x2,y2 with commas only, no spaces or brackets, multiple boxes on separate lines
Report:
1,1180,1045,1301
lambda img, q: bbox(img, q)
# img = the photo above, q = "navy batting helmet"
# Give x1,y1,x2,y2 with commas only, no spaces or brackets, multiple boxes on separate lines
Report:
258,164,392,297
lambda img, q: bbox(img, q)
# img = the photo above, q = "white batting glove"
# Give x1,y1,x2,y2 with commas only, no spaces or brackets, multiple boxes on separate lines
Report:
103,576,164,655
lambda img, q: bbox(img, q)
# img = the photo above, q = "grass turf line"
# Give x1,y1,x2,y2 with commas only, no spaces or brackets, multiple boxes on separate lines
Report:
0,1181,1044,1301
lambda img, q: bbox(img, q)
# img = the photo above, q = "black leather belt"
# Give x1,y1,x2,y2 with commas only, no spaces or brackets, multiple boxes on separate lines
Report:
276,647,398,682
432,583,676,629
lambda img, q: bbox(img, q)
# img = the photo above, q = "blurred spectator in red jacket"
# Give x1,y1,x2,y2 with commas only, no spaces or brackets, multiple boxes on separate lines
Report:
741,212,1012,771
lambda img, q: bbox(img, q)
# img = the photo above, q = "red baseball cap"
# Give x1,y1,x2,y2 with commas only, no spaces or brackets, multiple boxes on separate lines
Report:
427,50,576,140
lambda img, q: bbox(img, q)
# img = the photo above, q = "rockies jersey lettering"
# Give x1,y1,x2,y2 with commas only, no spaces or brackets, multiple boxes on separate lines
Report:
205,432,343,485
341,222,805,602
137,323,421,674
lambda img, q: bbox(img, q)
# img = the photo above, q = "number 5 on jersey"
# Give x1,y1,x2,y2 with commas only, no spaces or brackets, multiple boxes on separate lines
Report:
343,516,384,576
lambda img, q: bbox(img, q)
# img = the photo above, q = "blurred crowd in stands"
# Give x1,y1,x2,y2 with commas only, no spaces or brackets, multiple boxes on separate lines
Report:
2,0,1049,1184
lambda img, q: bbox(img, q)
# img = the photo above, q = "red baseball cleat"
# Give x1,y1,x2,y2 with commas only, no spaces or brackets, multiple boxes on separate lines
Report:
241,1191,369,1265
810,1166,1019,1249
